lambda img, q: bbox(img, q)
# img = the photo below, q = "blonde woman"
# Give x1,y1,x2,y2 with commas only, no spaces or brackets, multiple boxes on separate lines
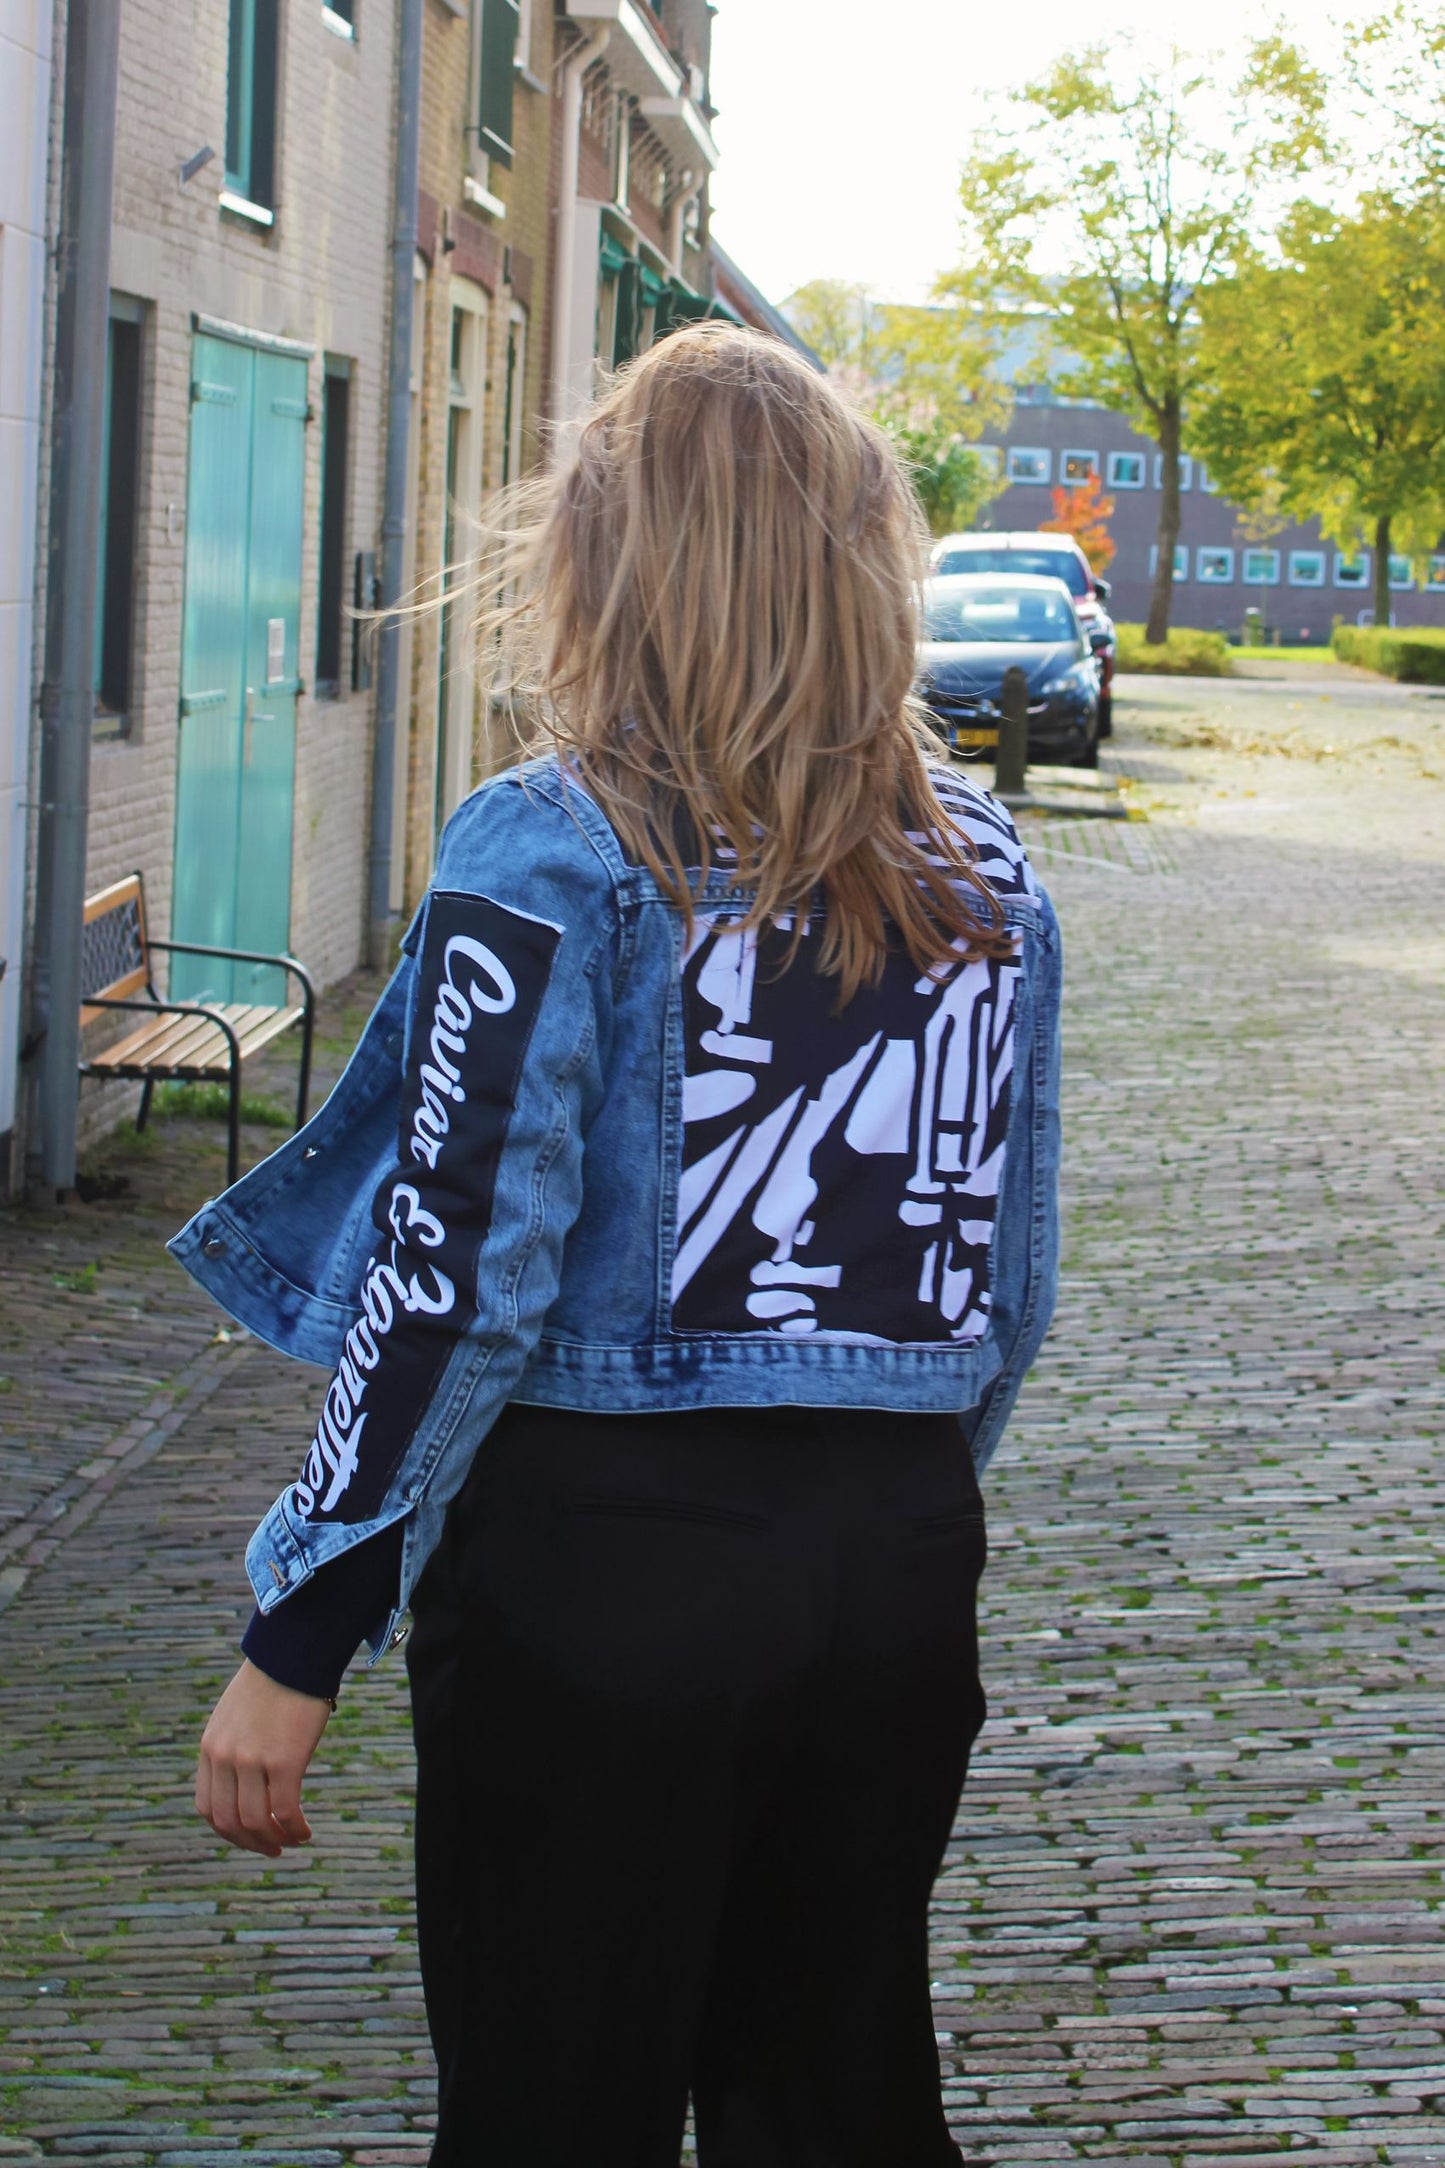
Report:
180,327,1062,2167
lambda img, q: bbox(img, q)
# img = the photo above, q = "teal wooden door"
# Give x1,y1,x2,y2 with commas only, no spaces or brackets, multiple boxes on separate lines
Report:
174,332,308,1005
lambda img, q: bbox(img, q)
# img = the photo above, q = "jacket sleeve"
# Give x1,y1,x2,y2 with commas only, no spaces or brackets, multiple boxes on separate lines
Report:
242,784,615,1657
960,883,1063,1474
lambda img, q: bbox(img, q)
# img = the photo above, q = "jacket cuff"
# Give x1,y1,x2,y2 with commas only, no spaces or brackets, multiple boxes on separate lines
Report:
241,1519,406,1701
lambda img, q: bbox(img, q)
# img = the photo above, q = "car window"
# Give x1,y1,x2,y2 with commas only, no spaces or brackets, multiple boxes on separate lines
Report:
924,584,1079,645
937,545,1090,598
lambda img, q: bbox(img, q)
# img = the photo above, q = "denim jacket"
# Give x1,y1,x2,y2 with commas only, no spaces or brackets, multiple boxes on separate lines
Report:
171,757,1062,1660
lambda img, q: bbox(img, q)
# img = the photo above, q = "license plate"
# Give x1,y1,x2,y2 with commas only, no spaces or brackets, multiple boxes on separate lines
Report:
952,727,1000,749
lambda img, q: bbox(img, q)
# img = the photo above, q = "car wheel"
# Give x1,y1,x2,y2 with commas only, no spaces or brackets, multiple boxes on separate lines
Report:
1097,691,1113,738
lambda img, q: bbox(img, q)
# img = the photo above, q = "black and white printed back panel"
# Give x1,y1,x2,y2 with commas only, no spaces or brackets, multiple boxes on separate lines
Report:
673,909,1021,1348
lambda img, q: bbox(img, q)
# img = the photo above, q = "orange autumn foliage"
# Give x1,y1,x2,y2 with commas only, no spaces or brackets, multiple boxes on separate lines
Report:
1041,471,1117,574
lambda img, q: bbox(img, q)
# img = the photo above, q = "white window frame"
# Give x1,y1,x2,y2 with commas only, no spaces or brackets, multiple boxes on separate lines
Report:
1006,445,1051,485
1333,551,1370,589
437,277,490,835
1060,448,1098,485
1153,453,1193,492
503,300,527,487
1197,464,1219,494
1106,450,1146,490
1242,548,1281,587
1388,553,1415,591
1288,550,1326,588
1196,546,1235,585
1428,554,1445,590
1149,544,1190,581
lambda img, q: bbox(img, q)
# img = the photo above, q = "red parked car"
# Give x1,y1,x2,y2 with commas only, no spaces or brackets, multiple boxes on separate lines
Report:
929,531,1117,737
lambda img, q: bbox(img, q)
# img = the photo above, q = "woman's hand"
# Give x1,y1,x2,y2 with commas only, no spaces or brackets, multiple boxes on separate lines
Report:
196,1660,333,1857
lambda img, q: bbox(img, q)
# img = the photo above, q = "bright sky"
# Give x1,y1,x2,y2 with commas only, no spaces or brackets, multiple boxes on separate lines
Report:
708,0,1319,309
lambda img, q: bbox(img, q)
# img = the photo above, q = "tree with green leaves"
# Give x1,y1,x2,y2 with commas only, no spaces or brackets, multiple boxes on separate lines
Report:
942,39,1326,639
783,283,1012,536
1189,197,1445,632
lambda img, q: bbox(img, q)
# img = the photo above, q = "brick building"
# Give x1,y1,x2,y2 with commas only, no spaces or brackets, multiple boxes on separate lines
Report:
399,0,728,913
10,0,787,1181
398,0,561,908
978,395,1445,645
11,0,398,1187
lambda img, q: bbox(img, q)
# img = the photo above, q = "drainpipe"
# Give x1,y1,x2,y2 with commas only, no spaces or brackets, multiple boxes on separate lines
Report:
366,0,424,969
667,168,703,278
550,25,610,427
30,0,122,1195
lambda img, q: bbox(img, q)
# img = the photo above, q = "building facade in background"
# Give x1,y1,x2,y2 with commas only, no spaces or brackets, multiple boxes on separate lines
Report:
85,0,395,1016
9,0,793,1186
400,0,730,914
978,397,1445,644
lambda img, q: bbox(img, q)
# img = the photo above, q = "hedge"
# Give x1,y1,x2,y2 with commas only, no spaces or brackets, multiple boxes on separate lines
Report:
1114,624,1233,676
1331,623,1445,683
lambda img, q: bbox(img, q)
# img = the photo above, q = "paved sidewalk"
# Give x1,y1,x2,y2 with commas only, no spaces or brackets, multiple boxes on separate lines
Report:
2,671,1443,2164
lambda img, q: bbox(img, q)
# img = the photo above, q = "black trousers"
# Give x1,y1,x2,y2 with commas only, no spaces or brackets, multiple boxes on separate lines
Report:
406,1401,988,2168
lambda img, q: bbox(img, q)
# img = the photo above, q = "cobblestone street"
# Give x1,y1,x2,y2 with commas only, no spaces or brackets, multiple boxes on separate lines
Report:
2,664,1443,2165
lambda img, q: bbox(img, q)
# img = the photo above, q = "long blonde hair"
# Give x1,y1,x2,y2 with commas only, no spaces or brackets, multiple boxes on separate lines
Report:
459,325,1011,1000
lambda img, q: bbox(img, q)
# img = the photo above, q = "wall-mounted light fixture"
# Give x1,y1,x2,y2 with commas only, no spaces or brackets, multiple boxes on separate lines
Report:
179,145,216,188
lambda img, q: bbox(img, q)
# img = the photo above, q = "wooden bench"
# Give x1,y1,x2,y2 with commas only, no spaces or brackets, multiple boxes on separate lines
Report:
79,873,316,1185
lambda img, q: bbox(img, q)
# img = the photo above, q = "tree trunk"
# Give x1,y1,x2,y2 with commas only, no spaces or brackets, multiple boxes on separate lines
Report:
1145,402,1183,644
1373,512,1391,632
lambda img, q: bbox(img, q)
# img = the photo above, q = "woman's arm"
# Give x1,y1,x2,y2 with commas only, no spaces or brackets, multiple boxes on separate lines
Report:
196,788,616,1852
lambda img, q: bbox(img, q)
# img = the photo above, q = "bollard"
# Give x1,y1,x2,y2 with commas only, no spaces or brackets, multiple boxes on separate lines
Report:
995,665,1028,796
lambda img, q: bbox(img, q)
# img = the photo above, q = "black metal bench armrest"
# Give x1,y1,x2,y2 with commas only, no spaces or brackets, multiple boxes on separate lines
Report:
144,938,317,1007
143,942,316,1135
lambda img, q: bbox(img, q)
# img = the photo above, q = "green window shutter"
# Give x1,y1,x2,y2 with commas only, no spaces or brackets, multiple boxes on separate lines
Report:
478,0,520,169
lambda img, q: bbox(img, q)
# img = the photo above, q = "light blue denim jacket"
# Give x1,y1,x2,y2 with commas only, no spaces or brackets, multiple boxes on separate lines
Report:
170,757,1062,1659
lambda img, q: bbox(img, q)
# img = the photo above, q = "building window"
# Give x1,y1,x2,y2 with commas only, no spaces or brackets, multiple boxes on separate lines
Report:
1106,450,1146,490
475,0,520,168
502,305,527,485
1153,453,1193,491
1197,464,1219,493
322,0,355,39
1242,547,1281,586
1333,552,1369,589
1060,449,1098,485
1428,555,1445,590
1388,554,1415,591
225,0,279,210
1007,446,1050,484
1149,544,1189,581
1288,550,1325,587
94,295,145,740
1197,546,1235,584
316,360,351,693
